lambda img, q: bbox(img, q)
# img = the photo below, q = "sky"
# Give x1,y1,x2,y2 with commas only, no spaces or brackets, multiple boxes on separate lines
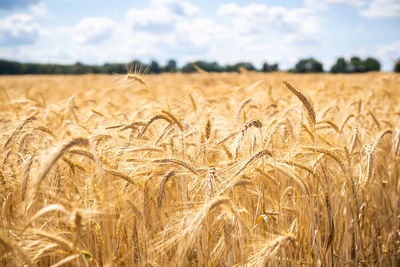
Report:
0,0,399,71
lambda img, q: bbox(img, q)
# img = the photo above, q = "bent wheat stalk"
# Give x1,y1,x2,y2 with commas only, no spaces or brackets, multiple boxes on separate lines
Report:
28,138,89,201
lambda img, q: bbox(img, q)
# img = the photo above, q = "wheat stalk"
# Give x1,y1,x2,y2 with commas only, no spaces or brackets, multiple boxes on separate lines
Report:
29,138,89,199
157,171,175,208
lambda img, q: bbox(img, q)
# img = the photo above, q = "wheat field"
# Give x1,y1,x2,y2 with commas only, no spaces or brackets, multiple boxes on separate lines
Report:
0,72,399,266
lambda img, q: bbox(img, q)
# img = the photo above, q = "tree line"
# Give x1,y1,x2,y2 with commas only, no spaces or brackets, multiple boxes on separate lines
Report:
0,57,399,75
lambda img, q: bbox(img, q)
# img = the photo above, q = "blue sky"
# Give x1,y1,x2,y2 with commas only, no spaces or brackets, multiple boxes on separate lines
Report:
0,0,399,70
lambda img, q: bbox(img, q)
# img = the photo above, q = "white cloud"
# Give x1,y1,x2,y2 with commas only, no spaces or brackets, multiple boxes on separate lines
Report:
377,41,400,69
360,0,400,18
0,45,73,64
10,0,396,72
378,40,400,58
219,3,275,34
126,8,177,32
73,17,116,44
304,0,367,9
2,1,321,67
218,3,320,43
152,0,199,16
0,13,43,45
174,18,228,47
30,2,49,17
126,0,199,33
120,0,220,60
305,0,400,19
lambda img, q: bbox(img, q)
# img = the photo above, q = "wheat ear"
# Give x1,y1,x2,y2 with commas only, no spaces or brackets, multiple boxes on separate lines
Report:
29,138,89,200
283,81,317,156
0,233,34,267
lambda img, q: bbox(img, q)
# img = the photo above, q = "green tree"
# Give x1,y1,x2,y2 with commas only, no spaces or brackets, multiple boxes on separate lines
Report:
330,56,381,73
149,60,161,74
0,60,22,74
181,61,222,73
235,62,256,72
350,56,364,72
181,62,197,73
223,62,256,72
163,59,177,72
262,62,279,72
330,57,349,73
294,58,323,73
363,57,380,72
394,59,400,72
72,62,86,74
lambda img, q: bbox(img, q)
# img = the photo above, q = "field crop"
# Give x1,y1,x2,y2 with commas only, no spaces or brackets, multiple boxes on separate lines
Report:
0,72,399,266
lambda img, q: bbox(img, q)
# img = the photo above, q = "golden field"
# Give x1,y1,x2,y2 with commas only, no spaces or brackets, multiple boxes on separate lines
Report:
0,72,399,266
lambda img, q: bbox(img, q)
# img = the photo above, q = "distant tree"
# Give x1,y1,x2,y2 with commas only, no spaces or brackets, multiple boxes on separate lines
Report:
395,59,400,72
222,64,234,72
207,62,222,72
72,62,86,74
294,58,323,73
349,56,364,72
363,57,380,72
3,57,383,75
223,62,256,72
330,56,381,73
181,61,222,73
0,60,22,74
163,59,177,72
330,57,349,73
181,62,197,73
262,62,279,72
38,64,53,74
194,61,218,72
115,64,127,74
236,62,256,72
149,60,161,74
88,65,102,74
103,63,126,74
21,63,38,74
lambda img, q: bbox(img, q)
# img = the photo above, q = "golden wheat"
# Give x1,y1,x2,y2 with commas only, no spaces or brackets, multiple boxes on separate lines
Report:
0,72,399,266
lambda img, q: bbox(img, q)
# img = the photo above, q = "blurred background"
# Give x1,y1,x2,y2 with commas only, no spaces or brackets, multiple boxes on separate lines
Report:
0,0,399,73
